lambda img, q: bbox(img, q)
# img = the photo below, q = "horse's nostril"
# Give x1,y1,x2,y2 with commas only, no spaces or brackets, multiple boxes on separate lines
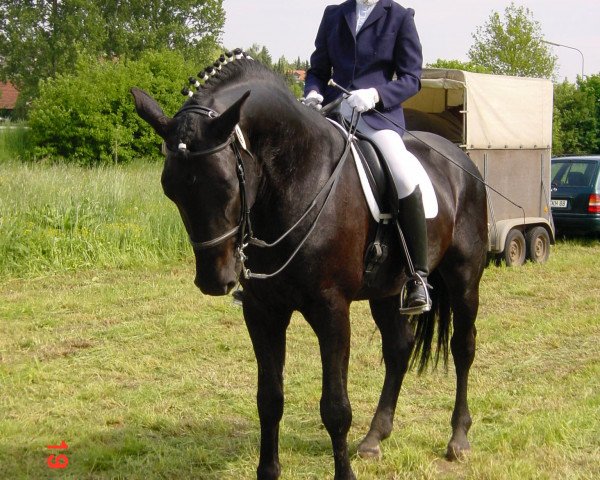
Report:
226,281,236,293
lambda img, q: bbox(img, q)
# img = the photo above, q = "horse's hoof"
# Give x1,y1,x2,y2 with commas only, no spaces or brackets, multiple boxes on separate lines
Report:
357,441,382,460
445,439,470,462
257,462,281,480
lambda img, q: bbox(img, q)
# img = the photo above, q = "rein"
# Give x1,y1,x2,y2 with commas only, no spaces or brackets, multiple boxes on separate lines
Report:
171,102,353,281
243,137,352,280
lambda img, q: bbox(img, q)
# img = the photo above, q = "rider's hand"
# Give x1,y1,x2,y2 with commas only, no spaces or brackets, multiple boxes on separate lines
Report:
346,88,379,113
301,90,324,110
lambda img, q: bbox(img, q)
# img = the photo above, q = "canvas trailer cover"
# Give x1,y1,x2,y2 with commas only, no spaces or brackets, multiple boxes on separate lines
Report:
404,69,555,265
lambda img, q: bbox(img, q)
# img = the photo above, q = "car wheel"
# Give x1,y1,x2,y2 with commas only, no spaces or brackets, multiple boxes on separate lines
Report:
526,227,550,263
503,229,526,266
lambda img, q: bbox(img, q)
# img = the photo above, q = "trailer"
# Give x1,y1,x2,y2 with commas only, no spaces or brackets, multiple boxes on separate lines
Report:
403,68,555,265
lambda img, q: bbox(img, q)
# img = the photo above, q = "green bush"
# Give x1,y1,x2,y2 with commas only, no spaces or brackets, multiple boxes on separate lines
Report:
27,50,206,165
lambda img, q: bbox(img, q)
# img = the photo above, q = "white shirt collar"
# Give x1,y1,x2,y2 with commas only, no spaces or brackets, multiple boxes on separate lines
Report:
355,1,377,33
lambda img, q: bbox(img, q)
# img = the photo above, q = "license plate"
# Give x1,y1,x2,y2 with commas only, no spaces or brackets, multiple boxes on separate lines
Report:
551,199,568,208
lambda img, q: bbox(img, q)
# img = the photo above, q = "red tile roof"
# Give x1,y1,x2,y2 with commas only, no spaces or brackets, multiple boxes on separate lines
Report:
0,82,19,109
290,70,306,81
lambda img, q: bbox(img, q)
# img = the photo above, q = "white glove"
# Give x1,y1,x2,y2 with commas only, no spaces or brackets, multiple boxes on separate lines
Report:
301,90,324,110
346,88,380,112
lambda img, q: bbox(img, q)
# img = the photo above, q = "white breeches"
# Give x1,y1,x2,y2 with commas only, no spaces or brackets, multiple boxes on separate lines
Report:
355,117,439,218
339,101,438,217
356,118,419,198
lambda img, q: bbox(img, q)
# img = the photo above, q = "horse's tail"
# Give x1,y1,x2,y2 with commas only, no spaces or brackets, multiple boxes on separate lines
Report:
409,271,451,374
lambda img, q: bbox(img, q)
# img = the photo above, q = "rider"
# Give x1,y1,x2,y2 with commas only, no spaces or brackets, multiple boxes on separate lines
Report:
303,0,431,313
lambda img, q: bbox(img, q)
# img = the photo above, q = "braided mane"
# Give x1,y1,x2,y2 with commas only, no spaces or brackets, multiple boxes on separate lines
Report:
182,49,291,102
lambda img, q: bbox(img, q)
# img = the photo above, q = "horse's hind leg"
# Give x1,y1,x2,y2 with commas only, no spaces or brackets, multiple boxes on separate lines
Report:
357,297,415,459
446,283,479,461
243,295,292,480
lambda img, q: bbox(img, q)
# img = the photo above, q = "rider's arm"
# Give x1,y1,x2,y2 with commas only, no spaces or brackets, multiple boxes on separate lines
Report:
374,8,423,109
304,6,335,98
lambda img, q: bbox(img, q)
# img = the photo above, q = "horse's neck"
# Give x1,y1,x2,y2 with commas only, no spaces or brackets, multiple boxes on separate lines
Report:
214,81,344,219
247,103,339,189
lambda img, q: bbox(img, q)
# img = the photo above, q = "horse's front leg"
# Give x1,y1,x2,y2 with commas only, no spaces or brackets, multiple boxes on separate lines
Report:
357,297,415,459
243,294,292,480
304,296,356,480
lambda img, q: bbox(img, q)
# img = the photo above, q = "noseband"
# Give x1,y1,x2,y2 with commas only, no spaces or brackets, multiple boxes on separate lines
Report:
168,103,253,253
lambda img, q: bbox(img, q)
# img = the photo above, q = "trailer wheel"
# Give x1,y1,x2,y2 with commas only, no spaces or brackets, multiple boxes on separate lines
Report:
526,227,550,263
503,229,526,266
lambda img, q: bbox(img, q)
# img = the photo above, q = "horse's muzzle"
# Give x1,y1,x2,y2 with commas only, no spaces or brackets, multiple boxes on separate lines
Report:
194,275,237,296
192,246,240,296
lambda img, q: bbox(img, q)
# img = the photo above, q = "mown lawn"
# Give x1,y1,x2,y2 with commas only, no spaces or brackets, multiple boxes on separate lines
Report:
0,161,598,479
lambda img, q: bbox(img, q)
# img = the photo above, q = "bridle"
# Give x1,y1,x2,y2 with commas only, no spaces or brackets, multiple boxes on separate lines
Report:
169,101,352,280
167,103,254,254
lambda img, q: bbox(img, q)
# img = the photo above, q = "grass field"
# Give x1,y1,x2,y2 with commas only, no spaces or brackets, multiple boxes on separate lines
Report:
0,162,599,479
0,124,31,163
0,160,188,278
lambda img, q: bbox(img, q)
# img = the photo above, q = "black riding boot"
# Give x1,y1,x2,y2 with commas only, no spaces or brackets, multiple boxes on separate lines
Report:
397,186,431,314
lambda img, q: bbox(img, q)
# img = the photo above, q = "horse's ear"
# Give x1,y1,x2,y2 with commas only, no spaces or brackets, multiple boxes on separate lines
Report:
212,90,251,137
130,87,174,139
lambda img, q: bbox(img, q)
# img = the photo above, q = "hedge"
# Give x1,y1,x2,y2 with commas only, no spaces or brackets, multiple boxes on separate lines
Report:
28,50,209,165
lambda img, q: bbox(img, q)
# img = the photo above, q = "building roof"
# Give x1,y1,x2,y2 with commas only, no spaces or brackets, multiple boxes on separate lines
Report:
0,82,19,109
290,70,306,81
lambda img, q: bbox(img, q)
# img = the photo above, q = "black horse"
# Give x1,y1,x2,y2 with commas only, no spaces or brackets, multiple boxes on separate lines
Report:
131,55,487,480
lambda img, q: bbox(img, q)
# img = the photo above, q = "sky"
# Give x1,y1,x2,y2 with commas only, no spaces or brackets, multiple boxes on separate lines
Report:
221,0,600,82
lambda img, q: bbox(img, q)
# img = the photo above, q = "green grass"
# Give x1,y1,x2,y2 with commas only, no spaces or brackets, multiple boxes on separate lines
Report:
0,124,31,162
0,160,189,278
0,162,598,479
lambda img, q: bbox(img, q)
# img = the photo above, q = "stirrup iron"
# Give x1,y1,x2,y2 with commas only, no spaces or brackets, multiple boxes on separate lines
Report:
398,272,432,315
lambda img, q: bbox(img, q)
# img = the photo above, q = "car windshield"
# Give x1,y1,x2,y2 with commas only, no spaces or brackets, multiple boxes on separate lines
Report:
551,160,597,187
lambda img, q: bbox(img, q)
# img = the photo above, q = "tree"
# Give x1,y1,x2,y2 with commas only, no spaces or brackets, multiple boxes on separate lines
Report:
273,56,288,75
426,59,492,74
0,0,224,105
468,2,557,78
553,75,600,155
246,44,273,69
0,0,106,102
240,45,308,99
97,0,224,61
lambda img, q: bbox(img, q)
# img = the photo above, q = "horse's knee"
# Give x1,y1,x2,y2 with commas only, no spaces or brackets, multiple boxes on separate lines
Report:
257,385,284,424
320,394,352,436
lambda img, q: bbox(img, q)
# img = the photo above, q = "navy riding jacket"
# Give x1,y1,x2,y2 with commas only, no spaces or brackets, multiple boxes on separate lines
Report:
304,0,423,133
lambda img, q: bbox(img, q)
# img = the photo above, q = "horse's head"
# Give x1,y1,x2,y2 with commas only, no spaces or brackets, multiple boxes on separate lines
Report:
131,87,251,295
